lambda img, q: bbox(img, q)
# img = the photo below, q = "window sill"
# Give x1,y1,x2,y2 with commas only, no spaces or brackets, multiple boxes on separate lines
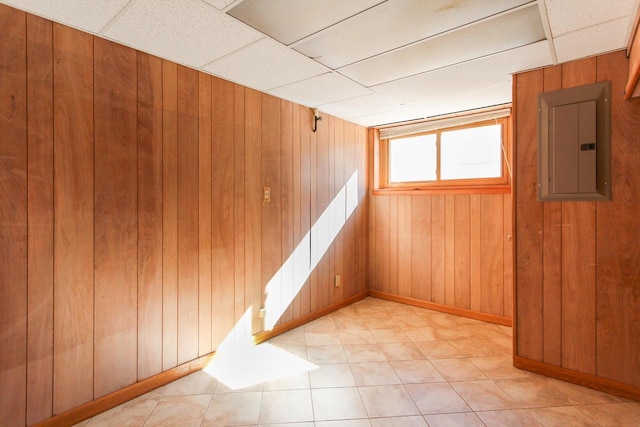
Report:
372,184,511,196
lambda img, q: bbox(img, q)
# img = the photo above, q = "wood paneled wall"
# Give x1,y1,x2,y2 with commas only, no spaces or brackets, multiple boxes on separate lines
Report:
368,192,513,321
514,50,640,392
0,5,368,426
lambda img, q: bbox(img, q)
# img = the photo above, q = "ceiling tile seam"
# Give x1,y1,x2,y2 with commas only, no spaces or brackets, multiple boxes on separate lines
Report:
199,36,268,68
536,0,558,63
286,0,389,48
332,1,543,71
316,93,402,114
222,0,245,13
551,14,633,40
97,0,139,36
365,41,549,90
263,71,334,93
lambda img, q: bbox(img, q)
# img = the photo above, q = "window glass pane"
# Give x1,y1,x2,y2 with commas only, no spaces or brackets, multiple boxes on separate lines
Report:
441,124,502,180
389,134,437,183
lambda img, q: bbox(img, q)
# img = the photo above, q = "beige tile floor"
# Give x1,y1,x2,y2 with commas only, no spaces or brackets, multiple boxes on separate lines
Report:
75,297,640,427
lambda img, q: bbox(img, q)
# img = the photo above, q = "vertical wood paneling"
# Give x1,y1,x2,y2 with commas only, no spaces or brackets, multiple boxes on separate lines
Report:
368,130,377,294
291,104,302,313
212,77,236,348
431,195,446,305
374,196,390,292
0,8,375,423
53,23,95,414
454,195,470,309
162,60,178,370
281,100,294,323
234,84,246,343
262,94,282,323
481,194,504,316
245,88,262,334
0,5,27,425
397,197,412,298
137,52,163,380
176,66,200,364
26,13,54,425
541,65,563,366
55,26,98,410
560,58,597,375
503,194,514,320
411,196,431,301
299,107,312,316
333,118,344,303
316,113,330,308
444,195,455,306
595,51,640,386
514,69,544,360
94,37,138,398
470,195,482,312
198,73,212,356
388,196,399,295
309,113,319,312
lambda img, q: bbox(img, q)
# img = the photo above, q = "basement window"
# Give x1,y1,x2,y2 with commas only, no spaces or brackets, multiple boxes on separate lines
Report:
377,113,511,194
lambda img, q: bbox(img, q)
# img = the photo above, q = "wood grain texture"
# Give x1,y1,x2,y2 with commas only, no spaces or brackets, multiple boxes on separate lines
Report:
502,194,514,321
514,69,544,361
291,104,302,312
374,196,390,292
52,23,95,414
93,37,138,398
262,94,283,323
176,66,200,364
560,57,597,375
454,195,470,309
234,84,247,344
444,195,455,306
136,51,163,380
430,195,446,305
162,60,178,371
481,194,504,316
26,13,54,425
0,5,27,425
469,195,482,312
388,195,399,295
411,196,431,301
595,51,640,386
397,196,412,297
198,73,212,356
316,112,330,308
212,77,236,348
299,106,312,316
244,88,262,334
281,100,294,322
542,65,563,367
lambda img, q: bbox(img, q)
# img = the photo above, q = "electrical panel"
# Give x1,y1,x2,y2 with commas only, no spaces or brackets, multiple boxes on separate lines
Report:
537,81,611,201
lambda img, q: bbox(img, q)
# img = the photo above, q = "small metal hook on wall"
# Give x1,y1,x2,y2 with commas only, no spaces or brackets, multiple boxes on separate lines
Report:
312,108,322,133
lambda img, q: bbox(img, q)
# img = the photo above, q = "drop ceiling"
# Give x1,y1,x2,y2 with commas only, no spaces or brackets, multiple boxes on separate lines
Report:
3,0,638,127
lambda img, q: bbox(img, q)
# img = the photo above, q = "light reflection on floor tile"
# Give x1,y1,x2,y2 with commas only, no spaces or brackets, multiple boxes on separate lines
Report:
76,297,635,427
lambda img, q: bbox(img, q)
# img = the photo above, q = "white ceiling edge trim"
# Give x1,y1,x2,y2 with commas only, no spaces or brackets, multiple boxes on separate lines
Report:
379,107,511,139
536,0,558,63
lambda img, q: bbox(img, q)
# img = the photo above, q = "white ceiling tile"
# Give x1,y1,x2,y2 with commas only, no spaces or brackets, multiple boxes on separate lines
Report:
553,16,630,63
317,94,401,120
349,107,423,127
268,72,372,108
404,80,512,119
203,38,330,92
227,0,383,45
544,0,636,36
2,0,131,33
339,4,545,87
372,41,552,106
294,0,532,69
103,0,263,68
